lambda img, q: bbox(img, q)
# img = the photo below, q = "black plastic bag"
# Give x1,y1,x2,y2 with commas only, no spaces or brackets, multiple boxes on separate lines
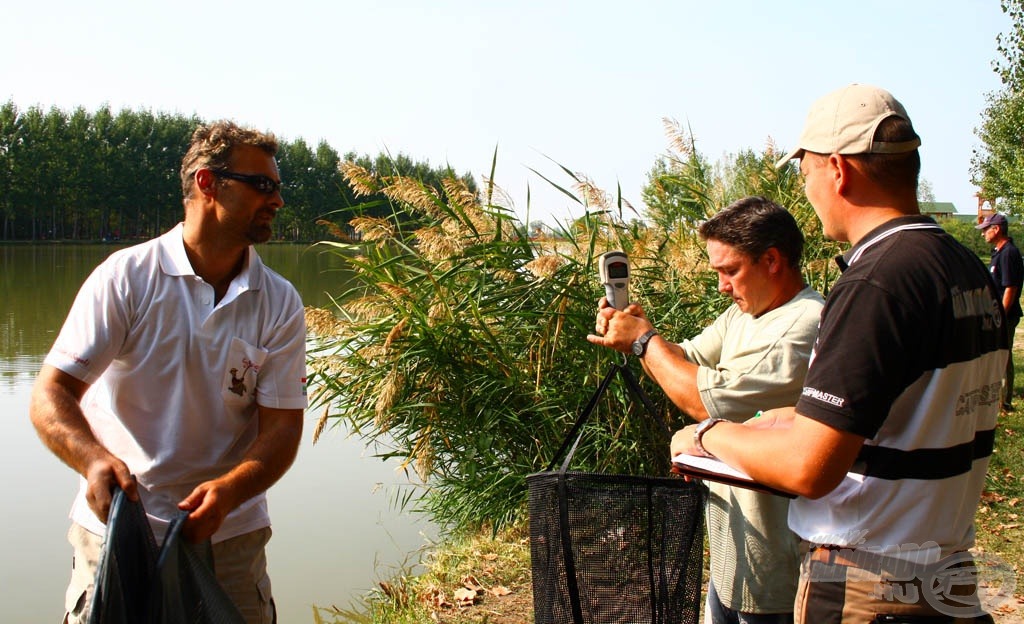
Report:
87,487,245,624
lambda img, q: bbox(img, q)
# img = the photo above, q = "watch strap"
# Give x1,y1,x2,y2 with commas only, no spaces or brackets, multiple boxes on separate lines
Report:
633,329,659,358
694,417,724,458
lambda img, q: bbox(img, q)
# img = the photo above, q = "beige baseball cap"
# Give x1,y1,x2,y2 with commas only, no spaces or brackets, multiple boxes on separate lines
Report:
775,84,921,168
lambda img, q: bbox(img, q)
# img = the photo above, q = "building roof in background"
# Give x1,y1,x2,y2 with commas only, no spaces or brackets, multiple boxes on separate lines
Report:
920,201,957,216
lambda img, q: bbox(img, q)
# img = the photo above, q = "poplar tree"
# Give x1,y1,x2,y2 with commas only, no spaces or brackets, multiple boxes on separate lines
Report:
972,0,1024,213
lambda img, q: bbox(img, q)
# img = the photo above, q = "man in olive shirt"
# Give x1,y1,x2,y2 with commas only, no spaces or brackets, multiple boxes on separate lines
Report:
589,197,824,623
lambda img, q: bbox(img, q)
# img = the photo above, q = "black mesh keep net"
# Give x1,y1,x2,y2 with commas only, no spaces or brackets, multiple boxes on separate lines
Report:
527,363,706,624
527,471,705,624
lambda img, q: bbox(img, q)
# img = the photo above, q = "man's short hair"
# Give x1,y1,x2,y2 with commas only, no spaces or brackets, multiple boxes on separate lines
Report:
180,121,278,197
699,196,805,269
845,116,921,196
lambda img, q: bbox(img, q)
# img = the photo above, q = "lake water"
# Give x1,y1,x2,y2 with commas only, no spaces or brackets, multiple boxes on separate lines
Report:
0,243,432,623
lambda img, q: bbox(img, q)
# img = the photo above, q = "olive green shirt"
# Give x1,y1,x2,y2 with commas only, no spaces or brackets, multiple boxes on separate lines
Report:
680,286,824,613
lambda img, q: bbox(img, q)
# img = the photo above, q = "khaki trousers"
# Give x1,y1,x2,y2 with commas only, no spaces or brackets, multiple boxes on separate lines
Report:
795,546,995,623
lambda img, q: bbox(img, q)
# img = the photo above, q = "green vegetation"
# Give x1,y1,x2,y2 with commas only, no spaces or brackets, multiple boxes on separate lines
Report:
306,162,689,534
0,101,473,242
641,120,843,295
312,524,534,624
937,216,994,258
973,0,1024,213
979,386,1024,579
304,125,840,539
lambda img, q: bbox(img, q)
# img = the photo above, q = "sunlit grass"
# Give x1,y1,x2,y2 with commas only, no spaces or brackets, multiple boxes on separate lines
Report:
314,525,534,624
975,345,1024,575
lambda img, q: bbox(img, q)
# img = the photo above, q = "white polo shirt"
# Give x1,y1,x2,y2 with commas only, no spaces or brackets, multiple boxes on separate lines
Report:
45,223,308,542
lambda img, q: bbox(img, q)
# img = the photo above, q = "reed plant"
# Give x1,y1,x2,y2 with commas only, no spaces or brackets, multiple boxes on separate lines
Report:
305,129,841,535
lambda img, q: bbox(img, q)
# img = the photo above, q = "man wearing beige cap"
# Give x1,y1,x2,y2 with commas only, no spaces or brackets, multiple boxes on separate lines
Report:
672,84,1005,622
976,212,1023,411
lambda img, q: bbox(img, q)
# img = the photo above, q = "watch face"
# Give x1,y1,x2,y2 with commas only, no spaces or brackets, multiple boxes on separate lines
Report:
632,340,644,356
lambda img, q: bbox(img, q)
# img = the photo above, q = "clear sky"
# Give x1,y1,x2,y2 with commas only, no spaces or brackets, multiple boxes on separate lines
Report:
2,1,1011,227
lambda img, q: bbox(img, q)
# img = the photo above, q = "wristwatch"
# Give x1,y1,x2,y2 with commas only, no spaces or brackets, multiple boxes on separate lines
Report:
631,329,658,358
693,417,724,458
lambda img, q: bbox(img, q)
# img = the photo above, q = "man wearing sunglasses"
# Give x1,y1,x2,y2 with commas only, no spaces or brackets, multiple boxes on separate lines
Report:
31,120,307,623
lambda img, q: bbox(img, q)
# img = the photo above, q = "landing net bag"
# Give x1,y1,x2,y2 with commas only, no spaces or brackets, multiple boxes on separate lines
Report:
153,511,247,624
88,487,245,624
527,363,705,624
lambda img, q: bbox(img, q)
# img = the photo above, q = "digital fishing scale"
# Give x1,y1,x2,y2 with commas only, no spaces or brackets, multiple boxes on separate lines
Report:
598,251,630,310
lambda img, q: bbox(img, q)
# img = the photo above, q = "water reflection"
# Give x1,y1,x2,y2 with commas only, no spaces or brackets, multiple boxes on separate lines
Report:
0,242,428,624
0,243,353,383
0,245,120,387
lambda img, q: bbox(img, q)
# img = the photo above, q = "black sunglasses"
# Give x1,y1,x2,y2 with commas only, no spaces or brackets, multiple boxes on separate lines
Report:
209,169,282,195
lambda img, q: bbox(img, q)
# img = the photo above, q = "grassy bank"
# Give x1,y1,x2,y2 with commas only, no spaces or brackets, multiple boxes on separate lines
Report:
313,524,535,623
321,351,1024,624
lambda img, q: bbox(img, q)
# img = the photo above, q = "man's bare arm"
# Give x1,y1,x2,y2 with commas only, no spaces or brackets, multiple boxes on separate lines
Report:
1003,285,1020,313
29,364,137,521
587,302,709,420
638,335,708,420
178,405,303,542
671,406,864,498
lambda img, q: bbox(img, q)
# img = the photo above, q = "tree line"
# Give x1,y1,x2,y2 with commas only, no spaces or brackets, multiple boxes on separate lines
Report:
973,0,1024,214
0,101,475,242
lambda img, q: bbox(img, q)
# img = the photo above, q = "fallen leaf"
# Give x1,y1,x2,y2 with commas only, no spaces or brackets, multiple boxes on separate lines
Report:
982,491,1006,503
463,575,484,591
490,586,512,597
453,587,477,607
482,552,499,561
422,589,450,609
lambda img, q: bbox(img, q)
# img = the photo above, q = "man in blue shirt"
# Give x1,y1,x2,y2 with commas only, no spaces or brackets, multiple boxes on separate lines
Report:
977,212,1023,411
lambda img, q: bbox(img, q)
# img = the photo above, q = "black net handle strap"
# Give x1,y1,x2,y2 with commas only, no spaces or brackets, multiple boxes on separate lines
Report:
546,360,672,474
619,362,673,443
553,360,673,624
546,363,619,473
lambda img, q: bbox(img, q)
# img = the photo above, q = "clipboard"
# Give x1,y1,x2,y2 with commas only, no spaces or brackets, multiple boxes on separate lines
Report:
671,453,796,498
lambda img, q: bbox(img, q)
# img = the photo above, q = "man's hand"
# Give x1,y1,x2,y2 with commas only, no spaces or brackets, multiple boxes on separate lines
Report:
175,405,302,543
670,424,700,458
670,409,795,458
84,456,137,523
586,298,652,353
178,479,237,543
